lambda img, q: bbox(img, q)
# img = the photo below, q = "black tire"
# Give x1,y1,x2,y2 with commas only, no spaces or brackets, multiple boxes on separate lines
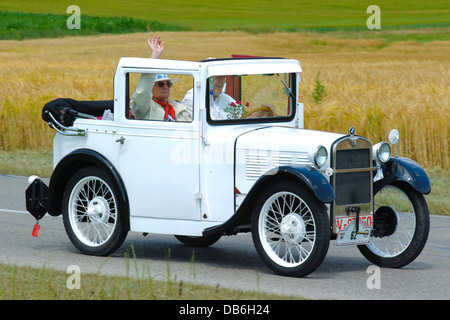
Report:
62,166,128,256
174,234,222,247
358,183,430,268
251,180,330,277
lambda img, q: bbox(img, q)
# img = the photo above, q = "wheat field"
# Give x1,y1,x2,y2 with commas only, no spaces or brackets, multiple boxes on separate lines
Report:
0,31,448,169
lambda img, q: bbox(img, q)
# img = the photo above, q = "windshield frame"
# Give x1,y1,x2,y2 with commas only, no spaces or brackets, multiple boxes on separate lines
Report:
205,72,297,126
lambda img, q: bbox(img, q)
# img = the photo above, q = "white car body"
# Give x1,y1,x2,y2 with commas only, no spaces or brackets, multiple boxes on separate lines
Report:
53,57,333,236
26,55,430,277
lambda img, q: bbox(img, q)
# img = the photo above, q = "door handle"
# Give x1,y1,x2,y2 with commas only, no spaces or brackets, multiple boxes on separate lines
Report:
116,136,126,144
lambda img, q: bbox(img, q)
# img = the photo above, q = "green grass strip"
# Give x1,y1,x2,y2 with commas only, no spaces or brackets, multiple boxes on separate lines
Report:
0,250,301,300
0,11,186,40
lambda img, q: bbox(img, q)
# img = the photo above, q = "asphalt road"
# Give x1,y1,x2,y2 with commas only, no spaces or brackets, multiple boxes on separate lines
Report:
0,174,449,300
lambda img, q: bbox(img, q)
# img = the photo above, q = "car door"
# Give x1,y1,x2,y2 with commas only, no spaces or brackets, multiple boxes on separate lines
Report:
116,70,201,222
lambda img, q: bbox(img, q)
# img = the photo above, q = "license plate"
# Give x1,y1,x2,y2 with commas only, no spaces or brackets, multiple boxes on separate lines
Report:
335,213,372,246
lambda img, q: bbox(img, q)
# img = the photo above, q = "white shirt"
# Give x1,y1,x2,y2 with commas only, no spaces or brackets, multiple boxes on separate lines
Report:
130,73,191,121
181,89,235,120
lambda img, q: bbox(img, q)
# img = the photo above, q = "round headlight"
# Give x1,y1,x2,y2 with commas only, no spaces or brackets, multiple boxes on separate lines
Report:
374,142,391,163
314,145,328,168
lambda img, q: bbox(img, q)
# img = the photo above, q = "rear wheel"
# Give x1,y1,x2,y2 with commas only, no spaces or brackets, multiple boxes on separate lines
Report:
358,183,429,268
252,181,330,277
62,167,128,256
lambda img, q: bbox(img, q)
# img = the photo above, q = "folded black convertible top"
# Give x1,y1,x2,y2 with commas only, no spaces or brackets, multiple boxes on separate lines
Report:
42,98,113,126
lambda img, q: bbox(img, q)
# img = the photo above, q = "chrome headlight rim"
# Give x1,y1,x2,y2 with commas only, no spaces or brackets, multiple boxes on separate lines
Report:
314,145,328,168
374,141,391,163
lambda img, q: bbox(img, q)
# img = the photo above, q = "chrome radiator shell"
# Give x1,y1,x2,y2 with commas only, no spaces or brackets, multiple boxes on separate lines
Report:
330,136,374,233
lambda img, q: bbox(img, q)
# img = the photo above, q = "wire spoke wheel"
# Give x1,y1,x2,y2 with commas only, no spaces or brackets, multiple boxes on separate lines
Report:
260,192,315,267
68,176,117,247
252,181,329,277
63,167,127,256
358,183,429,268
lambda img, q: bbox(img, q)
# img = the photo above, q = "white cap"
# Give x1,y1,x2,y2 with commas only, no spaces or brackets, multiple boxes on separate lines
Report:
155,74,179,84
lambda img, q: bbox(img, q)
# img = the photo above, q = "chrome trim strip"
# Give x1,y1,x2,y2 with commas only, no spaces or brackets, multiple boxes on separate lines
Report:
46,111,86,136
333,167,376,174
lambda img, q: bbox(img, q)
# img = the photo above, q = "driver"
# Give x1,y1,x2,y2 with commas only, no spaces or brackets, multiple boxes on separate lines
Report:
130,35,191,122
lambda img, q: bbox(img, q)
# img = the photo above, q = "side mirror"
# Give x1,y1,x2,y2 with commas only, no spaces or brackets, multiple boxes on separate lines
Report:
388,129,399,157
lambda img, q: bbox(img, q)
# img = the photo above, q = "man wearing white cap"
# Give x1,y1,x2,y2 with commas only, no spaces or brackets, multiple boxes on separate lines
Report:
130,35,191,122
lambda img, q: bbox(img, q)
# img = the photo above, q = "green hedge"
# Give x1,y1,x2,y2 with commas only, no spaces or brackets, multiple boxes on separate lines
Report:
0,11,186,40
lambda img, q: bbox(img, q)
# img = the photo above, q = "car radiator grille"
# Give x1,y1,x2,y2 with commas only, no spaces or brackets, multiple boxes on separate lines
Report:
333,143,372,206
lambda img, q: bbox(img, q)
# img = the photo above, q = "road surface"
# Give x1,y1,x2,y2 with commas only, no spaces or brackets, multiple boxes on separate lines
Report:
1,174,449,299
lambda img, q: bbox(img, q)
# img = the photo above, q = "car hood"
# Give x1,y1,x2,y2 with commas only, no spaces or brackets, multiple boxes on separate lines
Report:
233,126,345,193
235,126,344,155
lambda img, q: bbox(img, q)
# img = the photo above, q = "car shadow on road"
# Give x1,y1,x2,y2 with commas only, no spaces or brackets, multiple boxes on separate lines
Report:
112,233,268,273
107,233,387,278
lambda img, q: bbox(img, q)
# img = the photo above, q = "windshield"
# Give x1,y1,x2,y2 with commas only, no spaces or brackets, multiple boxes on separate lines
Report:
207,73,295,122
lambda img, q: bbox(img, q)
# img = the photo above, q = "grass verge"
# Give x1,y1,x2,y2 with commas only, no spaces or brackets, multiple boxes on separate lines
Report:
0,150,53,178
423,168,450,217
0,248,300,300
0,263,292,300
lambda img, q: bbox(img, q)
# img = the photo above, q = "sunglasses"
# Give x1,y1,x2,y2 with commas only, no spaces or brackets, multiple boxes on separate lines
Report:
156,81,173,88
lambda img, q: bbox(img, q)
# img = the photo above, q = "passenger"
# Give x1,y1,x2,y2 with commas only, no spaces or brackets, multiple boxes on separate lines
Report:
130,35,191,122
182,74,235,120
183,75,276,119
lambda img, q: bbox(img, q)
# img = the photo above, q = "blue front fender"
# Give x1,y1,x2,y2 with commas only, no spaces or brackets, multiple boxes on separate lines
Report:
267,165,335,203
375,157,431,194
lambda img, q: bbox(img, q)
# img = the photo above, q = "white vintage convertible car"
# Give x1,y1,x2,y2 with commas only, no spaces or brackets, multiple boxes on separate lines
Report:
26,56,431,277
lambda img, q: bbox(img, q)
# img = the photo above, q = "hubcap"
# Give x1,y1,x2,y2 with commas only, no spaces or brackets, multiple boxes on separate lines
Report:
372,205,398,238
86,196,110,224
280,213,306,244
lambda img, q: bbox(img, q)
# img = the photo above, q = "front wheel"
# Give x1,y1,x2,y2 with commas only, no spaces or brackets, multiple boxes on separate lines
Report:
358,183,430,268
251,181,330,277
62,166,128,256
